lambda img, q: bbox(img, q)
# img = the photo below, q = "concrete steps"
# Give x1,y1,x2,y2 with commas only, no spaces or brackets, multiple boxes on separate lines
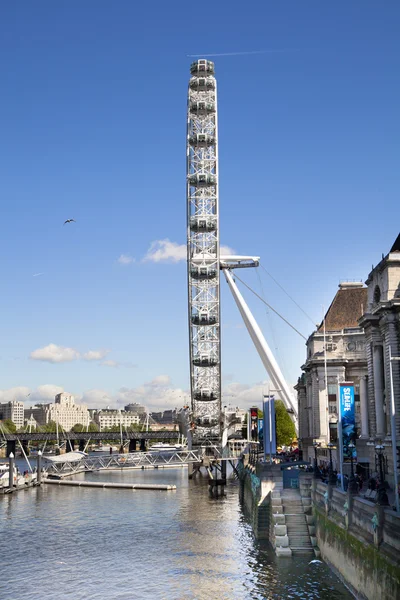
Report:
274,488,318,556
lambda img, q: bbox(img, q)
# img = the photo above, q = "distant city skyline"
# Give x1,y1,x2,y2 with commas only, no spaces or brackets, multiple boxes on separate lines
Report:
0,3,399,412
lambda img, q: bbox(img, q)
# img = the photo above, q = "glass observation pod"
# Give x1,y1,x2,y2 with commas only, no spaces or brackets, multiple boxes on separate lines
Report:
190,266,217,280
193,389,217,401
189,216,217,232
190,101,216,115
194,416,218,427
191,312,217,326
188,173,216,187
192,353,218,367
190,59,215,75
189,77,215,91
188,133,215,147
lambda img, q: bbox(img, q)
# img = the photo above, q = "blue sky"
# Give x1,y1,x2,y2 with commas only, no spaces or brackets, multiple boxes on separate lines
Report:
0,2,399,410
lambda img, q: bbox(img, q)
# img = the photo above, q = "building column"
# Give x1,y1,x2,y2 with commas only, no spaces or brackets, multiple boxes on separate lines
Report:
360,376,369,438
373,345,386,437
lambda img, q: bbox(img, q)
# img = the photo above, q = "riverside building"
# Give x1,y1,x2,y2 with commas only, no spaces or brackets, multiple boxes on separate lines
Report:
296,282,368,469
25,393,90,431
297,233,400,487
93,410,140,430
0,400,24,429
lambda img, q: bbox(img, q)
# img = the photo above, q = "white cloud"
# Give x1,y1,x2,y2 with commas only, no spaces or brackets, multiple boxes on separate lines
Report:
100,359,119,368
117,254,135,265
0,377,298,414
83,350,109,361
144,239,186,263
144,239,236,263
0,377,188,412
30,345,116,364
30,344,80,363
220,245,236,256
99,359,137,369
0,384,64,406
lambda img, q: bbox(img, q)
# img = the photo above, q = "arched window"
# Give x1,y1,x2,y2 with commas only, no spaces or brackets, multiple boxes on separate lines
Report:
373,285,381,304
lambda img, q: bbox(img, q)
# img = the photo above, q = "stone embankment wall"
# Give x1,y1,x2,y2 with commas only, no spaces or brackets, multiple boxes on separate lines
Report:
238,461,273,540
313,479,400,600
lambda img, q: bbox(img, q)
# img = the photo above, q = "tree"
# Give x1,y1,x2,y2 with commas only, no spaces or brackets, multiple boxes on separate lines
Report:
72,423,85,433
274,400,296,447
1,419,16,433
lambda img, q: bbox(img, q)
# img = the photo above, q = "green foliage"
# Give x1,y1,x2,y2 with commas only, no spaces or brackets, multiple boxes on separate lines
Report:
1,419,17,433
71,422,99,433
71,423,85,433
41,420,64,433
274,400,296,447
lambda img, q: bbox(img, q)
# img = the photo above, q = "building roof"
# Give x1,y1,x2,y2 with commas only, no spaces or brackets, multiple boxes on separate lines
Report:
317,283,367,332
390,232,400,253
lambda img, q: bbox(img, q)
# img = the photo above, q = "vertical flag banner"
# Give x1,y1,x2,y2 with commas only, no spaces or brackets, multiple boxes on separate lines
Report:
263,395,276,462
249,407,258,442
263,397,271,459
258,418,264,454
270,396,277,455
339,383,356,460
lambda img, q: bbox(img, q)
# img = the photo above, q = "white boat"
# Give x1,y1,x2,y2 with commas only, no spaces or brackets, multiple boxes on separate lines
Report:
92,445,118,453
149,443,186,452
0,463,37,488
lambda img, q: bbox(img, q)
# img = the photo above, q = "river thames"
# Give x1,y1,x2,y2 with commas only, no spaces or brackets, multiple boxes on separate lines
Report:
0,465,353,599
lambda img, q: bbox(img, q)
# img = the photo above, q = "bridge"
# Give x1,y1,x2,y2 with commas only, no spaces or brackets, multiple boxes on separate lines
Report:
2,431,180,457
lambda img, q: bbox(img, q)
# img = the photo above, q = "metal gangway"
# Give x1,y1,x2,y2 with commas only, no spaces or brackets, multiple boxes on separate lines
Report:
45,449,205,478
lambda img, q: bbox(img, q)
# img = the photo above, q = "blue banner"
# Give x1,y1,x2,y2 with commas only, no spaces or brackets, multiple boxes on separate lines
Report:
258,418,264,453
339,384,357,460
263,395,276,461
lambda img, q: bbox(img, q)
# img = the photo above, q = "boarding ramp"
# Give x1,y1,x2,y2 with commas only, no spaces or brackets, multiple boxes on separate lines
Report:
44,449,205,478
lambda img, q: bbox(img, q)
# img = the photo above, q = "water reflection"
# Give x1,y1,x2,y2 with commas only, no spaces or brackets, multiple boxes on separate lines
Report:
0,466,353,599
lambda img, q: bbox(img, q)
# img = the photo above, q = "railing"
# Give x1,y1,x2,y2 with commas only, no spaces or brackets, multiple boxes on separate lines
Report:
45,449,205,477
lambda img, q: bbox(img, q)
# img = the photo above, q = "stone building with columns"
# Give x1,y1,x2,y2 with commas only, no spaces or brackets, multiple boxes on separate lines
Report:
296,281,368,469
297,233,400,487
358,233,400,485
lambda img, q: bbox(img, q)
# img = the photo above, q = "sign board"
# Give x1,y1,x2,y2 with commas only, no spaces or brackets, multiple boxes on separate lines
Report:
339,383,356,461
249,407,258,442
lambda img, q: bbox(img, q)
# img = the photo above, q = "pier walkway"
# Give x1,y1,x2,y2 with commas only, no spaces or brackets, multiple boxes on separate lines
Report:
45,449,205,477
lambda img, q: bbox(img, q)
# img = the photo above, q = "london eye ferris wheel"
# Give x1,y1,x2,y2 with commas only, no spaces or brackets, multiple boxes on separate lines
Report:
186,59,221,443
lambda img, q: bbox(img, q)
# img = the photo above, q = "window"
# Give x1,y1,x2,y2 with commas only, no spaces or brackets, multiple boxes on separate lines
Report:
329,424,338,443
328,384,337,403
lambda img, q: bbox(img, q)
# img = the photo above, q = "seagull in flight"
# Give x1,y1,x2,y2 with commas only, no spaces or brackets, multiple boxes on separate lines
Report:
64,219,76,225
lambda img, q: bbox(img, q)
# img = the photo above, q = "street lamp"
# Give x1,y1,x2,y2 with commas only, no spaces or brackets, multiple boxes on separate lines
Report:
327,442,336,485
375,444,389,506
312,440,320,478
348,442,358,494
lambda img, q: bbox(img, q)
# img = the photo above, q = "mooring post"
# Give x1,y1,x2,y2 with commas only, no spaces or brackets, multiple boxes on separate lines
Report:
221,459,227,483
8,452,15,489
37,451,42,485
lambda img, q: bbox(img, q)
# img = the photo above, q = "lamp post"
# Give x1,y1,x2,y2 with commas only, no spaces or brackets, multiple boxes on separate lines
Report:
313,440,320,478
389,346,400,513
375,444,389,506
327,442,336,485
348,441,358,494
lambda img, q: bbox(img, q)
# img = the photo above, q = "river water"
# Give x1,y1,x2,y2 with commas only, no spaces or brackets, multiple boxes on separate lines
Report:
0,463,353,600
